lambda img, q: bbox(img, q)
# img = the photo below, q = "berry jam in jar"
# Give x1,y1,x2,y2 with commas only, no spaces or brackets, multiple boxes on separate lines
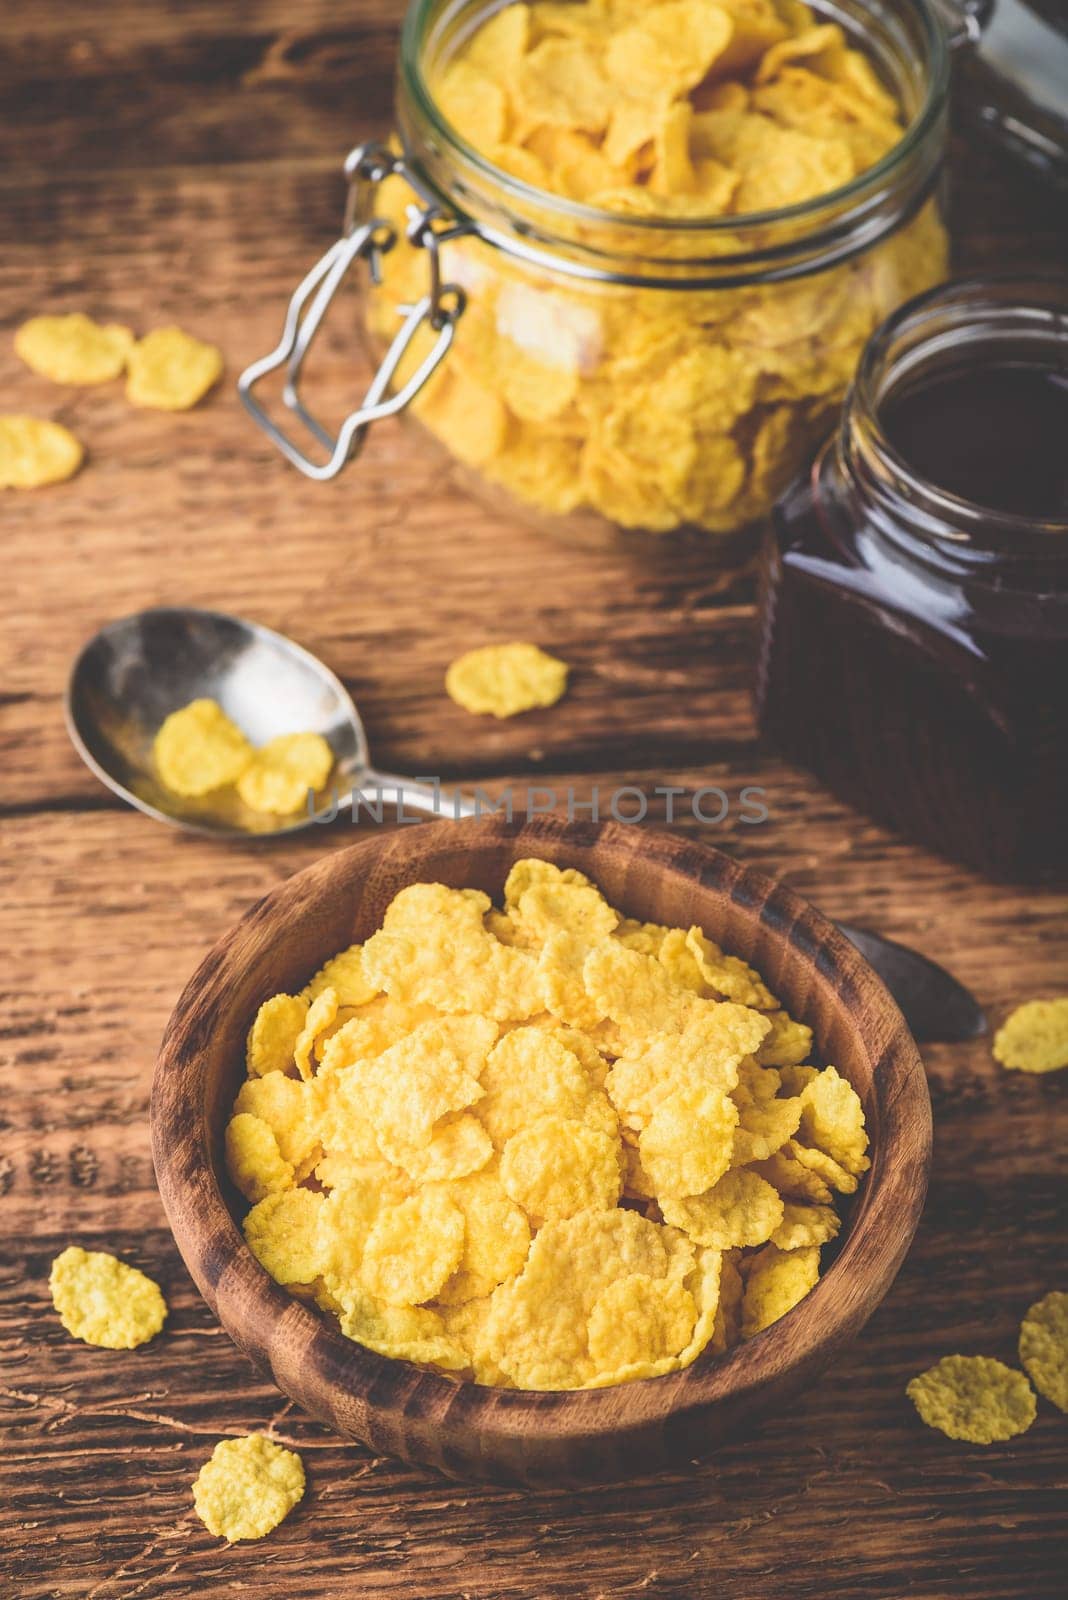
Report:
755,276,1068,883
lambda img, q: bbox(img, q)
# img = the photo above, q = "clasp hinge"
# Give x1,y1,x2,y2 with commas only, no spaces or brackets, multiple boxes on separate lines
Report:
238,141,467,481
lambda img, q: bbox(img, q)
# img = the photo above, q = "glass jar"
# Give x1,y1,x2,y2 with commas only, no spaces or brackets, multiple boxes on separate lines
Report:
241,0,954,558
755,275,1068,883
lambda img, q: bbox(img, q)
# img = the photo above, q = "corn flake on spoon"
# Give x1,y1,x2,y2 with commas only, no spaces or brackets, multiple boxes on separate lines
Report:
65,607,473,839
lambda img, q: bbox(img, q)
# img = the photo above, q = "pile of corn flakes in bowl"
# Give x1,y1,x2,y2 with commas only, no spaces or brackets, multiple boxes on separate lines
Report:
223,858,871,1392
364,0,948,548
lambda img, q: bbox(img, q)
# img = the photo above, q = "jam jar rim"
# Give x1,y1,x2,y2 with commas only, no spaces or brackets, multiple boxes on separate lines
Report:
847,270,1068,560
397,0,950,271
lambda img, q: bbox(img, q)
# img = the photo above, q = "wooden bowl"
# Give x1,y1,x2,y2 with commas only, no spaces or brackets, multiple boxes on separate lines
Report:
152,815,931,1486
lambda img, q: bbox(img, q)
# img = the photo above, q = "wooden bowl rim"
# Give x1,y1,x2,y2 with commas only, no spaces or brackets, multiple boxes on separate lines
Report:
152,814,931,1444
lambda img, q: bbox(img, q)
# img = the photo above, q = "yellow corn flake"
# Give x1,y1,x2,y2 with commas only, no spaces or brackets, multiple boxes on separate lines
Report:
583,939,692,1038
49,1246,167,1349
604,2,734,99
467,2,530,74
769,1200,841,1251
749,1145,833,1205
741,1242,821,1337
778,1063,820,1096
499,1114,622,1223
236,732,334,816
477,1026,614,1146
316,1171,410,1287
15,312,134,384
711,1249,744,1355
380,1112,495,1184
318,996,441,1071
1018,1291,1068,1413
235,1070,319,1170
797,1064,870,1176
246,993,308,1077
587,1273,698,1377
685,926,778,1009
639,1084,738,1198
153,698,253,797
783,1136,859,1195
126,325,223,410
514,874,618,948
606,1007,763,1129
243,1188,324,1285
340,1289,467,1370
293,987,338,1080
993,998,1068,1074
0,414,84,488
438,59,508,148
192,1434,305,1543
436,1171,533,1304
755,1008,814,1067
445,641,569,718
226,1112,295,1203
420,370,508,467
302,944,379,1009
732,1088,803,1163
907,1356,1037,1445
482,1208,673,1389
661,1168,784,1249
615,916,670,956
361,1189,466,1306
515,37,613,134
363,907,542,1022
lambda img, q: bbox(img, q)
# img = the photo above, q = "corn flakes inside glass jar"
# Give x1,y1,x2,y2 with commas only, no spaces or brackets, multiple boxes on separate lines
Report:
243,0,953,560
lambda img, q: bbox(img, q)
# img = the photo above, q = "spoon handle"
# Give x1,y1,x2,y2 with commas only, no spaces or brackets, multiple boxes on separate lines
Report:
350,770,479,820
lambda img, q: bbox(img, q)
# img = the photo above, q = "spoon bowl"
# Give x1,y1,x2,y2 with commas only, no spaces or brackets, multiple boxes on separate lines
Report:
65,607,457,838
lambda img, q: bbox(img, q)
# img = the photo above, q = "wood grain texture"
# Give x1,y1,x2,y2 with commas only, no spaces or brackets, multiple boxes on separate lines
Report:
1,0,1066,1591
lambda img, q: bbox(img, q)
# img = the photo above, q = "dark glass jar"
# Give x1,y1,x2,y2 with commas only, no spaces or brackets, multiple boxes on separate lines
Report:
755,275,1068,883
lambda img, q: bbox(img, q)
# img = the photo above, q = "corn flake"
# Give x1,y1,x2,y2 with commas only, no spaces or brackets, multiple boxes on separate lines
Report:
741,1242,820,1337
153,698,253,797
361,1190,466,1305
907,1355,1037,1444
226,1112,294,1202
587,1273,698,1376
993,998,1068,1074
246,994,308,1077
192,1434,305,1542
797,1064,870,1176
661,1167,784,1248
244,1188,324,1284
15,313,134,384
235,1070,319,1169
770,1200,841,1251
499,1113,621,1222
237,732,334,816
126,325,223,410
445,641,569,718
1018,1291,1068,1413
49,1246,167,1349
0,415,84,488
639,1084,738,1198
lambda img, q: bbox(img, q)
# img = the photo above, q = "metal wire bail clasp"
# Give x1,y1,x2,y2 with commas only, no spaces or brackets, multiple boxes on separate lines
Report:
237,141,467,482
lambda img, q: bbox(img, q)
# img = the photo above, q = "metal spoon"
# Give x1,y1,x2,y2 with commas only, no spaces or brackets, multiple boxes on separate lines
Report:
837,923,986,1044
65,606,473,839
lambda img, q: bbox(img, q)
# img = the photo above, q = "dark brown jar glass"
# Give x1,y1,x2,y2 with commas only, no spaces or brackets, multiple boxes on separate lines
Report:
755,276,1068,883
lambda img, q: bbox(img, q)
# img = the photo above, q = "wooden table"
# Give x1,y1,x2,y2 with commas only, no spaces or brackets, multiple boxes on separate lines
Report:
2,4,1065,1595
